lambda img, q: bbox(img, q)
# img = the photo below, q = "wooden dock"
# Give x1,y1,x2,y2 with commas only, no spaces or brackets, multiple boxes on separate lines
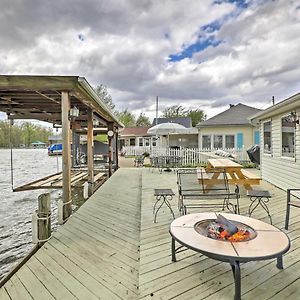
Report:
13,171,107,192
1,168,300,299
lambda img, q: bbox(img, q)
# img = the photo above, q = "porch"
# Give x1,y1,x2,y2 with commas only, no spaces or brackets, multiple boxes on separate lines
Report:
1,168,299,299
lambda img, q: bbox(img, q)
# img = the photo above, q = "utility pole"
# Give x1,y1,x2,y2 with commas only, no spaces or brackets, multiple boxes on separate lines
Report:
156,96,158,125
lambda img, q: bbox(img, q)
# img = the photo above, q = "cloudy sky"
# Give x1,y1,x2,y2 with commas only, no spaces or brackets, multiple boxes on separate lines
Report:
1,0,300,121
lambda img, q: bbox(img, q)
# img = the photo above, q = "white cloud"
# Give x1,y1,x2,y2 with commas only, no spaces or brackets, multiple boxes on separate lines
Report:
0,0,299,121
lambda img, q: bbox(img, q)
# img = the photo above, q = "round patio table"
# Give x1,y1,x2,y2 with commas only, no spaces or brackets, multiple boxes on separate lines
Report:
169,212,290,300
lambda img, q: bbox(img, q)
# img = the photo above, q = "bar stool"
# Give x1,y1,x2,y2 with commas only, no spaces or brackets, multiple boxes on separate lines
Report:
247,190,272,224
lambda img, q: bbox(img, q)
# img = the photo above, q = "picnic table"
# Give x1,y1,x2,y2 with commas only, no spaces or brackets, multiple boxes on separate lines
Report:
198,158,261,190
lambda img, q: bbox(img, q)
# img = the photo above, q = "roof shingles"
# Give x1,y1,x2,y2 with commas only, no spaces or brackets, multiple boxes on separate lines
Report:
197,103,261,127
119,127,150,136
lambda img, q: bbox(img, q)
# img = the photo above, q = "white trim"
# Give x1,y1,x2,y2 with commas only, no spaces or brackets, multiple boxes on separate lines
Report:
280,113,296,159
280,156,296,162
263,119,272,155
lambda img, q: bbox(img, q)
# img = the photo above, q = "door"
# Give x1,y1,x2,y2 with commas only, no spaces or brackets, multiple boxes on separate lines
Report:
237,133,244,149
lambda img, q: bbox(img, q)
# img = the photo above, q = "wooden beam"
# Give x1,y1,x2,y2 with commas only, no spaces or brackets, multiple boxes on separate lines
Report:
35,91,61,104
61,91,72,222
87,108,94,196
8,113,61,121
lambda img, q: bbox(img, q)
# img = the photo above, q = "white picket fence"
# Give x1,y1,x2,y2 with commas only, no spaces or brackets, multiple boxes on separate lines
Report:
121,146,249,165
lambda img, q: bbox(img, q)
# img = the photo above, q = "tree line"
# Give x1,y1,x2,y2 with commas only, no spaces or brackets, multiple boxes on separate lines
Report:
95,85,206,127
0,120,53,148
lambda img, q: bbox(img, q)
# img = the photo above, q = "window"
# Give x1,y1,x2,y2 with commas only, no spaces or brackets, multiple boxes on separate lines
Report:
263,121,272,154
254,131,260,145
225,135,235,148
152,137,156,147
202,135,211,149
130,138,135,146
120,139,125,149
281,115,295,158
213,135,223,149
144,138,150,146
138,137,143,146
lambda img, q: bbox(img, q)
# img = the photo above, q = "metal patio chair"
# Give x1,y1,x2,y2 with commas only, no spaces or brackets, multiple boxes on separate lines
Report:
285,188,300,229
134,155,145,167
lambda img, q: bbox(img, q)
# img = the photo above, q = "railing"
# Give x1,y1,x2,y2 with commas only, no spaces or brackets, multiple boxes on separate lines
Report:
121,146,249,165
121,146,151,156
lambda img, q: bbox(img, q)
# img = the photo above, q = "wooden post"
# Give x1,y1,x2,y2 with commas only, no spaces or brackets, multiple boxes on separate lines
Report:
108,122,114,177
71,124,76,168
72,122,81,167
87,108,94,196
115,130,119,169
61,91,72,222
37,193,51,246
32,193,51,245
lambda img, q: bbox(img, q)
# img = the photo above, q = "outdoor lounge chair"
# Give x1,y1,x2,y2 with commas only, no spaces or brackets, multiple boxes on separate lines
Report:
285,188,300,229
176,168,240,215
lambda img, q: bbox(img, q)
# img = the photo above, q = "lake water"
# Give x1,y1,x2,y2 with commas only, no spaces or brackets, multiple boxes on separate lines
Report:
0,149,67,279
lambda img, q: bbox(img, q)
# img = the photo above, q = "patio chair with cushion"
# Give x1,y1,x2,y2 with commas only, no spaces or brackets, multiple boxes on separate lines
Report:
285,188,300,229
177,168,240,215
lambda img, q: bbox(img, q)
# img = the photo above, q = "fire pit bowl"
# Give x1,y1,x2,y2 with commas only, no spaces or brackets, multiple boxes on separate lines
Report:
194,218,257,242
170,212,290,300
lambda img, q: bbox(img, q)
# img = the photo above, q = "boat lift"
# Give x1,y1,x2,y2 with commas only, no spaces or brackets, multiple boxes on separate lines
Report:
0,75,123,223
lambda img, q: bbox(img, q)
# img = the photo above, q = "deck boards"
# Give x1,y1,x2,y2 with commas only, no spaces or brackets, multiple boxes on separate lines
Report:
13,171,106,191
2,168,300,299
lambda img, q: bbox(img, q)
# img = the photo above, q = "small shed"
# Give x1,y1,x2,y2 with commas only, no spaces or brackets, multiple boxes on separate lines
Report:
250,93,300,190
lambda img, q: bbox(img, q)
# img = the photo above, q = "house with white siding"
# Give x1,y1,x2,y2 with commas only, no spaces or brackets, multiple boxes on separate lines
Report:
152,117,198,148
197,103,261,151
118,127,153,149
250,93,300,190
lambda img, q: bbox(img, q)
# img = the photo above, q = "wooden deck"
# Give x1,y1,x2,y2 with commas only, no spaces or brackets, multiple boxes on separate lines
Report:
13,171,107,192
1,168,300,299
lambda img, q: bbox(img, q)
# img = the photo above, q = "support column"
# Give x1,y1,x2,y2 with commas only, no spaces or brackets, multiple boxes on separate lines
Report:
71,123,80,167
87,108,94,196
108,122,114,177
61,91,72,222
115,129,119,169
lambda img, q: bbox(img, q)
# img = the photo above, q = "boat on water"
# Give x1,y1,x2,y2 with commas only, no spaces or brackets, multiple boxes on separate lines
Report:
48,143,62,156
47,141,109,163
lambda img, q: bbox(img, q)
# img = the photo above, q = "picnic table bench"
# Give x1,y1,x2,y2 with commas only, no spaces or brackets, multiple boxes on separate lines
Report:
199,159,261,190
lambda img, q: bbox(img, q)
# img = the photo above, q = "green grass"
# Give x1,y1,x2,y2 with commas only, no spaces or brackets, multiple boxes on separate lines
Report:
95,134,108,143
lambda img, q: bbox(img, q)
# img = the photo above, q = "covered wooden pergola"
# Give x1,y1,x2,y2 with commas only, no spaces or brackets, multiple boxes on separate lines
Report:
0,75,123,222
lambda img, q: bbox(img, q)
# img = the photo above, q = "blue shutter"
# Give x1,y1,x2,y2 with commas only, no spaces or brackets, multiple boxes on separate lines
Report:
254,131,260,145
237,133,244,149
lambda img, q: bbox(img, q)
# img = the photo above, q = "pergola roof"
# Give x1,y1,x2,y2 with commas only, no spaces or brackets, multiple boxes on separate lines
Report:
0,75,122,128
